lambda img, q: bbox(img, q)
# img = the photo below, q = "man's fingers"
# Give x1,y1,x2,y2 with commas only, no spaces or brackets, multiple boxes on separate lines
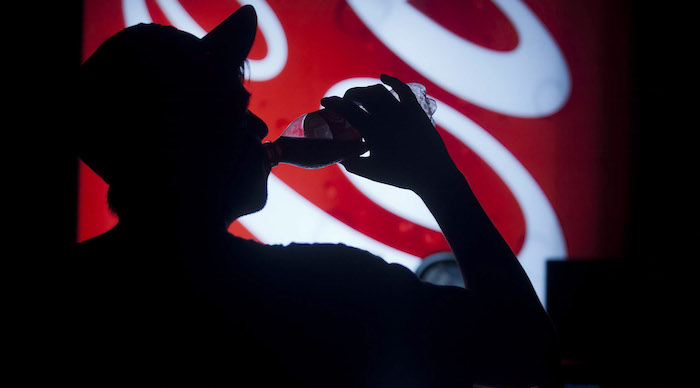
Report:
320,96,373,138
380,74,417,105
343,84,397,114
340,156,374,179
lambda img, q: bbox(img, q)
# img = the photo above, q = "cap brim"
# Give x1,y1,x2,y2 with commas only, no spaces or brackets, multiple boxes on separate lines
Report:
201,4,257,66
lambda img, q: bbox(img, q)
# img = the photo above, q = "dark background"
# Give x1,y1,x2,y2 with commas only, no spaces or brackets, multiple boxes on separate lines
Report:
5,2,676,386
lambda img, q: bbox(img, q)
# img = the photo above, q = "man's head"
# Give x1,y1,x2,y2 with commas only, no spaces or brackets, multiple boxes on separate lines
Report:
79,5,270,227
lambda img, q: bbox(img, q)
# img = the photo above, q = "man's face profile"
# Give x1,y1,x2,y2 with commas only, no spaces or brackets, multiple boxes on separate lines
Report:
170,67,271,224
218,84,272,223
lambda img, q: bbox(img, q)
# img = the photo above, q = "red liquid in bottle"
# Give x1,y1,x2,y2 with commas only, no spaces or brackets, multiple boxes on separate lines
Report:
264,109,366,169
265,137,367,169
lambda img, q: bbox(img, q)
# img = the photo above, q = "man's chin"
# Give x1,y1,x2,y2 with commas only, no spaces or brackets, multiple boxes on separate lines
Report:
241,195,268,217
225,190,268,224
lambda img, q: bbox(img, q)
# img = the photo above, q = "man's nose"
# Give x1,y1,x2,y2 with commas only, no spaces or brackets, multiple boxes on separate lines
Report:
247,111,269,139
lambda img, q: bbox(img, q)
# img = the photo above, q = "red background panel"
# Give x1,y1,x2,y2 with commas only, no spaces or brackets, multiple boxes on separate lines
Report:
78,0,632,264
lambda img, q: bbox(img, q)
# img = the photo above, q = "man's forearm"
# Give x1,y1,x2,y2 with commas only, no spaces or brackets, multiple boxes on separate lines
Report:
415,166,557,384
414,166,535,297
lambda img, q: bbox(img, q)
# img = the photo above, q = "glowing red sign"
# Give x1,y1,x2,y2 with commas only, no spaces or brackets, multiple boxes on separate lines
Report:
80,0,631,300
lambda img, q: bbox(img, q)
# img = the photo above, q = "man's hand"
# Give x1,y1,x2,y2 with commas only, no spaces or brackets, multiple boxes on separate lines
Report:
321,74,458,191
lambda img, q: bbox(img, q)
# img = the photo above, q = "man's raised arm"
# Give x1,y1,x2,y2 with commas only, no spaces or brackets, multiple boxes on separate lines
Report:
322,74,558,387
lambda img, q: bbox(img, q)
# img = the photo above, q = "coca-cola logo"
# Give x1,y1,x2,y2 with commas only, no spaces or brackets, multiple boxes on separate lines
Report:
80,0,632,302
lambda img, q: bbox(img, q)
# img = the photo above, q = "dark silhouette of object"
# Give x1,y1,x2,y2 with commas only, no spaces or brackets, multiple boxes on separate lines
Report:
67,5,557,387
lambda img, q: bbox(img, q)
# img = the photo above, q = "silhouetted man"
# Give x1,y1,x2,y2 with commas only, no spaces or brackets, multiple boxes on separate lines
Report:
69,5,557,387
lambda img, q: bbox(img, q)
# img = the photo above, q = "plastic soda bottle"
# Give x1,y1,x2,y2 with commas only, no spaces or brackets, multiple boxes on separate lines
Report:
264,83,437,169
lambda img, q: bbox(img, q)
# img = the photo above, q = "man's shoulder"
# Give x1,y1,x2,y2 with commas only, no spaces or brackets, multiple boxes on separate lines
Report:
228,236,381,262
286,241,384,262
230,237,462,296
256,240,390,272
